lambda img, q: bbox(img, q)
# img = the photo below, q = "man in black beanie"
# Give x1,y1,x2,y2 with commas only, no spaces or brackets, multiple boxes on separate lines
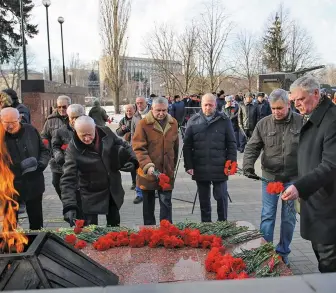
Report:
1,88,31,124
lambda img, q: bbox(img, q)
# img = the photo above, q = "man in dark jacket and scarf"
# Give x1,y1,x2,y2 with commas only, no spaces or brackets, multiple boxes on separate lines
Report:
41,95,71,199
282,75,336,273
1,89,31,123
170,95,185,126
183,93,237,222
88,99,108,126
238,93,257,152
116,104,136,189
223,95,241,151
61,116,139,227
256,92,272,122
1,107,50,229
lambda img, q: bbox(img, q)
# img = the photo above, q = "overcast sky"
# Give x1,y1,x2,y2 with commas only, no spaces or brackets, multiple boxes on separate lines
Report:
28,0,335,71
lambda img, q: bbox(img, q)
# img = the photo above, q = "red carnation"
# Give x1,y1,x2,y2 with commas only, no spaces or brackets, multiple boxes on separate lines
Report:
266,182,285,194
75,219,85,228
74,240,87,249
73,227,83,234
61,144,68,151
42,139,49,147
158,173,171,190
64,234,77,245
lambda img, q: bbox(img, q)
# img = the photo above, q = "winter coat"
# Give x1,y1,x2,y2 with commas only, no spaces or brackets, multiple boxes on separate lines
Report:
132,112,179,191
61,126,138,215
130,106,150,139
41,111,69,173
170,101,185,125
223,104,239,131
183,110,237,182
243,110,303,181
116,115,132,142
256,100,272,122
293,98,336,244
88,106,108,126
51,124,74,169
216,97,226,112
15,102,31,124
238,102,257,131
4,124,50,201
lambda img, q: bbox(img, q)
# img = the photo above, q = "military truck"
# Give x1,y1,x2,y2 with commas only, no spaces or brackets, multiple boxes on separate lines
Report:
258,65,325,95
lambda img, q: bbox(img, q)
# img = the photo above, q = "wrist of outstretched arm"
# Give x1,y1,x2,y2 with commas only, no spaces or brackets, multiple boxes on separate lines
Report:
143,162,155,174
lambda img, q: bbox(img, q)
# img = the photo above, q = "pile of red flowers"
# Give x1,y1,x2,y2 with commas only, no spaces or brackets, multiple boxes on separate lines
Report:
91,220,223,251
266,182,285,194
205,247,249,280
64,219,87,249
224,160,238,176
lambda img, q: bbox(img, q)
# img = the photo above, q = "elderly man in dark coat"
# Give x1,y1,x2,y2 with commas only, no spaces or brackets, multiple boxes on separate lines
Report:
183,93,237,222
1,107,50,230
61,116,138,227
282,75,336,273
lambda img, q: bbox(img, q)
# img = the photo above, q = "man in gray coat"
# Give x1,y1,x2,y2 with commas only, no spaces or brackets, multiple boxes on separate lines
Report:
282,75,336,273
243,89,303,266
131,96,150,204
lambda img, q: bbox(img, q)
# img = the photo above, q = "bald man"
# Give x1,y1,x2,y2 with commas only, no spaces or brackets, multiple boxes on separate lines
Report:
1,107,50,230
116,104,136,189
183,93,237,222
61,116,139,227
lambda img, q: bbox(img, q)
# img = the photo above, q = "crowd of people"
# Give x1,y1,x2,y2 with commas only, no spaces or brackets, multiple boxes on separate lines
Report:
0,74,336,273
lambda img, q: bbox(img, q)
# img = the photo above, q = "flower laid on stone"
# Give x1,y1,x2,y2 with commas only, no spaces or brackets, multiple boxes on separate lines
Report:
224,160,238,176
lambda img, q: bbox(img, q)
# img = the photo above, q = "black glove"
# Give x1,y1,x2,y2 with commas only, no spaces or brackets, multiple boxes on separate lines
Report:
244,168,260,180
274,174,290,183
64,210,76,227
120,162,135,172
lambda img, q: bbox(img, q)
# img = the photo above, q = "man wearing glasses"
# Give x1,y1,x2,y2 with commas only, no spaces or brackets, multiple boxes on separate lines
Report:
41,95,71,199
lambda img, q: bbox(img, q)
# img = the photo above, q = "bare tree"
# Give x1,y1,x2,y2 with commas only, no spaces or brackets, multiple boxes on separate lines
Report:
198,0,233,91
284,21,318,72
100,0,130,113
232,30,259,92
0,48,35,91
317,64,336,85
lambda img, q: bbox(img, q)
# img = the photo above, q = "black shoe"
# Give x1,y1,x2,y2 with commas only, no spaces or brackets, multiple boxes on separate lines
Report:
133,196,143,204
131,183,136,190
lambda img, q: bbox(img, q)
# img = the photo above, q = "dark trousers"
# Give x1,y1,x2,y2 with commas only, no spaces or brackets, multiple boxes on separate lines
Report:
84,197,120,227
196,181,228,222
131,169,136,184
239,129,254,152
142,190,172,225
52,172,62,200
312,243,336,273
234,130,241,152
25,194,43,230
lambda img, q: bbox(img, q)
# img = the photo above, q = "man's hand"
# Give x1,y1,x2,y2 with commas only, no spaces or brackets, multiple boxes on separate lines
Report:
120,162,135,172
244,168,259,180
282,185,299,201
121,125,127,131
187,169,194,175
64,210,77,227
147,166,155,175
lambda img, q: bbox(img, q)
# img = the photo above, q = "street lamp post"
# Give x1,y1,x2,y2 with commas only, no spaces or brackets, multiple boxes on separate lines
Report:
19,0,28,80
43,0,52,81
57,16,66,84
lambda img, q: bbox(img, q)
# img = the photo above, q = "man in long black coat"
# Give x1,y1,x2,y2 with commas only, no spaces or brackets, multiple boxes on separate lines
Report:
183,93,237,222
282,75,336,273
61,116,139,226
1,107,50,230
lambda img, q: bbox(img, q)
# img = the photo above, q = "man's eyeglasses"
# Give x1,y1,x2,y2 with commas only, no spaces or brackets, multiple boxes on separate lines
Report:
57,105,67,109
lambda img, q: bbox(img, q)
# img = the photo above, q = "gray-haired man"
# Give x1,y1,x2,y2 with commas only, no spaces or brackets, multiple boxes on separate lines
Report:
282,75,336,273
243,89,303,266
41,95,71,198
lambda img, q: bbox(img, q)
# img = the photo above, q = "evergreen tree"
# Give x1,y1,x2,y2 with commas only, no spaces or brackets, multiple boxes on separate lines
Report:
262,14,287,72
0,0,38,63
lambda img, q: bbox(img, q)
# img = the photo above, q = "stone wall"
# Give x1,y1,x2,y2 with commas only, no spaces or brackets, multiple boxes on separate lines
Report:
21,80,87,132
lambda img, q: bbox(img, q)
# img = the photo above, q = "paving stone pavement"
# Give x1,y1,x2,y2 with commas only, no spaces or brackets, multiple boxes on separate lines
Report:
18,128,318,276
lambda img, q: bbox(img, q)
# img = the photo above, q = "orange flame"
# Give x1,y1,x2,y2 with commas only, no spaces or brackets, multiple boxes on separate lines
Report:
0,125,28,253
